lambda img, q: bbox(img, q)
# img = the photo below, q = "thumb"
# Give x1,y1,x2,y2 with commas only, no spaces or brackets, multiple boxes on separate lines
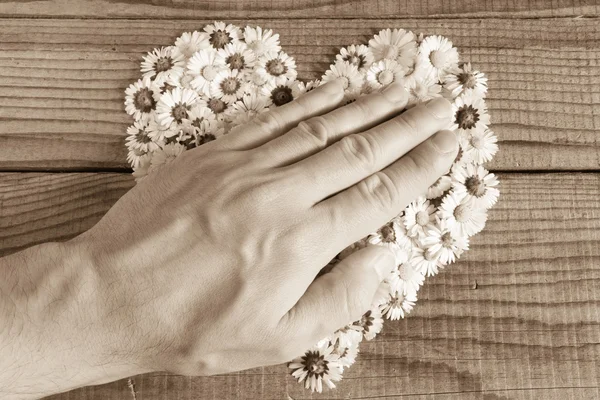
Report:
281,245,397,345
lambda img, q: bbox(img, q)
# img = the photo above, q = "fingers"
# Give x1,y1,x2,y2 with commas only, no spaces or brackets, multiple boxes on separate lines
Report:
285,97,454,203
219,79,345,151
312,129,458,250
253,82,408,167
279,245,396,344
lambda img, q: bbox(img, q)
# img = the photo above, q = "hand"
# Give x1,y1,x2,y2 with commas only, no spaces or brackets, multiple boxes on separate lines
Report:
68,79,457,378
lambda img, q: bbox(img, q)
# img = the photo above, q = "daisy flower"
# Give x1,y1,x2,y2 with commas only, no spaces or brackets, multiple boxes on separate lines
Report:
380,288,418,320
333,341,359,369
321,61,364,98
444,62,488,98
405,72,442,108
366,218,411,265
261,79,297,107
127,148,148,169
210,68,248,104
419,35,459,81
421,217,469,264
288,341,343,393
452,164,500,209
147,118,178,143
439,191,488,237
460,128,498,164
172,31,210,60
352,308,384,341
124,77,161,121
216,42,257,73
255,51,297,86
132,153,152,183
409,246,445,277
366,59,407,90
336,44,374,72
292,79,321,99
389,262,425,295
204,21,241,49
187,49,227,96
332,326,363,349
126,119,159,153
427,175,453,200
451,92,491,135
451,141,474,175
243,26,281,58
369,28,417,68
403,196,436,238
155,87,202,127
204,96,230,122
148,142,185,172
140,46,185,81
227,92,270,125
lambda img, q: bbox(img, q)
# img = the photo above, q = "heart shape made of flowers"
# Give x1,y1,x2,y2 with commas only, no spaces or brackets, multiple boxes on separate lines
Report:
124,21,499,393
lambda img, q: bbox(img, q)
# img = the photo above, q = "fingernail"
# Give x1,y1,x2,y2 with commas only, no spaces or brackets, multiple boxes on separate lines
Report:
431,130,458,154
374,248,397,280
425,97,453,120
381,82,407,104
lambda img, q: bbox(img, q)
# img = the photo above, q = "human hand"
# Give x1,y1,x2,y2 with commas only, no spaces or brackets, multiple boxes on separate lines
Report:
69,78,457,378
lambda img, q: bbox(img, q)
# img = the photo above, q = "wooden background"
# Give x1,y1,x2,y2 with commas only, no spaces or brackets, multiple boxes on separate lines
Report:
1,1,599,399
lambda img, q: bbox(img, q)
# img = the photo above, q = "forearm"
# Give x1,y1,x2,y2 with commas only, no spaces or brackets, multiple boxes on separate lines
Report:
0,240,148,399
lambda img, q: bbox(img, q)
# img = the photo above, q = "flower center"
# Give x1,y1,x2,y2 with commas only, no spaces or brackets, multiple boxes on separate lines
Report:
221,77,240,95
429,50,448,69
383,45,399,59
207,98,227,114
413,82,429,99
390,292,406,307
470,135,483,149
377,70,394,86
270,86,293,106
346,54,365,68
266,59,287,76
210,30,231,49
171,103,189,123
159,82,176,94
458,72,477,89
416,210,430,226
202,65,219,81
454,204,472,223
360,310,373,329
455,105,480,130
440,232,454,248
135,129,152,144
155,57,173,73
465,176,486,197
197,133,217,145
226,53,245,70
380,223,396,242
303,352,328,377
423,249,436,261
133,88,156,113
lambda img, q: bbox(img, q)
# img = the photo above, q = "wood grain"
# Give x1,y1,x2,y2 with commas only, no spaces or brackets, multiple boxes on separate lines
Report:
0,0,599,19
2,171,599,399
1,18,600,171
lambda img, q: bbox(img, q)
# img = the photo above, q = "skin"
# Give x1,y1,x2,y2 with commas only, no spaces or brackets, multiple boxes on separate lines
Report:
0,78,457,399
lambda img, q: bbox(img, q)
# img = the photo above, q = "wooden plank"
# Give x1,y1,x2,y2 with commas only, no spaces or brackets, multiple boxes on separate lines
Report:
2,171,600,399
0,0,599,19
1,18,600,172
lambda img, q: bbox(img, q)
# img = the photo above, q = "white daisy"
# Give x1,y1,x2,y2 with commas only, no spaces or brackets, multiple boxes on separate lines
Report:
389,262,425,295
261,79,297,107
427,175,453,200
124,77,161,121
147,118,178,143
366,59,407,90
288,341,343,393
352,308,384,341
227,92,270,125
403,196,436,238
172,31,210,60
439,191,488,237
366,218,411,265
452,164,500,209
255,51,297,86
216,42,257,73
156,87,202,127
336,44,374,72
243,26,281,58
444,62,488,98
409,246,445,277
332,326,363,349
210,68,248,104
333,341,359,369
451,140,475,175
204,21,241,49
419,35,459,81
140,46,185,81
148,142,185,172
321,61,364,98
451,92,491,135
187,49,227,96
460,128,498,164
204,96,230,122
405,72,442,108
126,119,159,153
380,288,417,320
132,153,152,183
368,28,417,68
291,79,320,99
127,147,148,169
421,217,469,264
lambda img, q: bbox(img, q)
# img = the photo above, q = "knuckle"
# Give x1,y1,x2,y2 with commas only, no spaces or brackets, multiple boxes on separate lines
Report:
296,116,330,148
394,110,421,136
255,109,283,131
339,133,378,169
359,171,399,210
